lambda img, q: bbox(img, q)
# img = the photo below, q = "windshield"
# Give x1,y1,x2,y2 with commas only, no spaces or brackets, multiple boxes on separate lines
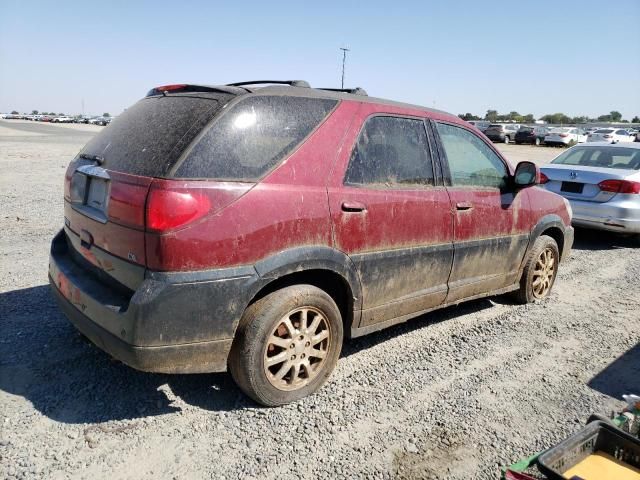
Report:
594,129,614,134
551,146,640,170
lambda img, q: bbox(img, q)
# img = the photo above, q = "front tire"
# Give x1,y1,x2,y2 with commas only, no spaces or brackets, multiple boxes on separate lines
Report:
513,235,560,304
229,285,343,406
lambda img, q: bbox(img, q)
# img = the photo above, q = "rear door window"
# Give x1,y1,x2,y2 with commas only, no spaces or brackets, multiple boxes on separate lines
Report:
435,123,508,189
344,116,434,187
174,96,337,180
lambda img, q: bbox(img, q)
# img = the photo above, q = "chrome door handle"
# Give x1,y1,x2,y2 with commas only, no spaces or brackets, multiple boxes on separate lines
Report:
455,202,473,211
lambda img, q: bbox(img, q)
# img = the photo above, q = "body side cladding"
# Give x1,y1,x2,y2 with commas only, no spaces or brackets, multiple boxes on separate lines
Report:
351,282,519,338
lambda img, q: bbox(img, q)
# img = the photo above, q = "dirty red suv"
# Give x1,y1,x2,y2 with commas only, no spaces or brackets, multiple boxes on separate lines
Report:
49,80,573,406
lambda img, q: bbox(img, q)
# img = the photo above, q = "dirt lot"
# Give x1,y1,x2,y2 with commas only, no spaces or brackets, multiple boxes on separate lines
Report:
1,120,638,480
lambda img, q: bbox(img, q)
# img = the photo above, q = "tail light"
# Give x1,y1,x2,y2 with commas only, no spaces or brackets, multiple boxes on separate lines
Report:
539,172,550,184
603,135,612,139
598,179,640,194
559,133,568,138
146,188,211,233
145,180,253,233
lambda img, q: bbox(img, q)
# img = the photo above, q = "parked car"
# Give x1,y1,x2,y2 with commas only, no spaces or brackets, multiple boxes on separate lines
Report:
73,117,89,124
540,142,640,234
49,80,573,406
40,115,53,122
52,116,74,123
484,124,520,143
468,120,490,132
89,116,110,126
544,127,587,146
515,126,550,146
587,128,635,144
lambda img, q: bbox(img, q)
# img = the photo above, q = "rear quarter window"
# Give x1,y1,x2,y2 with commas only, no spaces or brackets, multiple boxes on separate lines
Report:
174,96,337,180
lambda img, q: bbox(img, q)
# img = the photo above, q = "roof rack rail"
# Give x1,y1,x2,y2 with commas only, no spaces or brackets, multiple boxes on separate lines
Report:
226,80,311,88
318,87,368,96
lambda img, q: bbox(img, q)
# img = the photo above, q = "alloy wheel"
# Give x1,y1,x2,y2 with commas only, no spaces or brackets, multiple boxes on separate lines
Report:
532,247,556,298
263,307,331,391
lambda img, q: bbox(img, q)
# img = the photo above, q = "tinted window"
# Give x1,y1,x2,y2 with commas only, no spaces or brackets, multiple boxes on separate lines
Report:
436,123,508,189
80,93,232,177
552,146,640,170
175,96,337,180
344,116,434,186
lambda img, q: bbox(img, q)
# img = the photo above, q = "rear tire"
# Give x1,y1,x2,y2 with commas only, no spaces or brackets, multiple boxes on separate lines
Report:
513,235,560,304
229,285,343,406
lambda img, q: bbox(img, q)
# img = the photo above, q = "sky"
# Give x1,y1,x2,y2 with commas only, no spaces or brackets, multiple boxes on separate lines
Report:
1,0,639,119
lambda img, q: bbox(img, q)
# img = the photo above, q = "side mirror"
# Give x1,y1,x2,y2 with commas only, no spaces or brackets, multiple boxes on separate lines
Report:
514,161,539,187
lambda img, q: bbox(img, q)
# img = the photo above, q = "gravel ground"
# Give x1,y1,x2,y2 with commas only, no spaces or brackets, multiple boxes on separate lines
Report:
1,120,638,480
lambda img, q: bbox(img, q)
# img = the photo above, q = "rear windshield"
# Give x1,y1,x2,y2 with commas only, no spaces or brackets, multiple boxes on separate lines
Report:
173,95,337,180
551,146,640,170
488,124,502,128
519,127,533,132
80,92,233,177
594,129,614,134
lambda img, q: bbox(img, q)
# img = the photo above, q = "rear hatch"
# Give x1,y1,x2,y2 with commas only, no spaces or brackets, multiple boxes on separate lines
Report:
515,127,534,140
63,90,234,290
485,125,503,136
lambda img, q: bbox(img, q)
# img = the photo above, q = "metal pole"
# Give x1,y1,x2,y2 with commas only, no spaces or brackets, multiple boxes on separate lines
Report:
340,47,349,89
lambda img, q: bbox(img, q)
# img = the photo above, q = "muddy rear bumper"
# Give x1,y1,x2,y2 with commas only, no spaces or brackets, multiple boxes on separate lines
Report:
49,229,259,373
50,281,233,373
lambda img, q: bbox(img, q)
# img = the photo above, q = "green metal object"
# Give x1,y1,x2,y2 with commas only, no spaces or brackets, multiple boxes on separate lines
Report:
501,453,540,478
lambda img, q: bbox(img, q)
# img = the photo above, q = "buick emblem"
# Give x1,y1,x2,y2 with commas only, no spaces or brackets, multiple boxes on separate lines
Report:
569,171,578,179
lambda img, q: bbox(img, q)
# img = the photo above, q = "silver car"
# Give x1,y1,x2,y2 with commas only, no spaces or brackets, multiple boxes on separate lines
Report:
540,142,640,234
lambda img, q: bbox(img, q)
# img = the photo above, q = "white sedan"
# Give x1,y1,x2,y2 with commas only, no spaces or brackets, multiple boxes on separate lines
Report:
544,127,587,146
587,128,635,144
52,116,74,123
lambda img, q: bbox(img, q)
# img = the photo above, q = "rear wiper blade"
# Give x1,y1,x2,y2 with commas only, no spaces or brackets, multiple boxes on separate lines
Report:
79,153,104,164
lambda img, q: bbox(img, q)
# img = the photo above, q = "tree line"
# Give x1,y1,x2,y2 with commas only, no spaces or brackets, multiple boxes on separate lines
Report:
459,110,639,124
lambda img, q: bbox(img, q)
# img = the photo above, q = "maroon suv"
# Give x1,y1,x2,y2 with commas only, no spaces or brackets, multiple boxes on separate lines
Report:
49,80,573,406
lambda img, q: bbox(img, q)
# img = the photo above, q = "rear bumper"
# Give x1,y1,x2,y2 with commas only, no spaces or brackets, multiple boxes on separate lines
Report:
49,229,259,373
486,133,505,141
569,198,640,234
50,281,233,373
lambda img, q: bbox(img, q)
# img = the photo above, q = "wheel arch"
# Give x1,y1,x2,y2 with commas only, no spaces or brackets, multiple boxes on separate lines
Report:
238,246,363,339
516,214,568,281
